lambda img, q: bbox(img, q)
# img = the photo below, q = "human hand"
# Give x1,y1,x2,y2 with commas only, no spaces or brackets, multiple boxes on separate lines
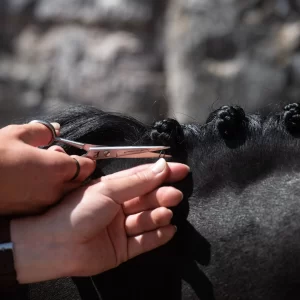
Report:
0,122,95,215
11,159,189,283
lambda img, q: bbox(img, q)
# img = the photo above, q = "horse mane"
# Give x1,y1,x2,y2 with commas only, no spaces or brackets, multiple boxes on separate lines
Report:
28,103,300,300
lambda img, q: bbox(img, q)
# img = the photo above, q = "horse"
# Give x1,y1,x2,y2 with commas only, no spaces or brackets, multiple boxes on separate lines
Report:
26,103,300,300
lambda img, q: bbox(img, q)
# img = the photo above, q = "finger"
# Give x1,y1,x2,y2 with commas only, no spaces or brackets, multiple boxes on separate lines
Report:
68,155,96,182
60,156,96,195
97,160,189,205
125,207,173,236
12,122,60,147
102,162,190,183
102,164,153,180
47,145,66,153
123,186,183,215
44,152,96,183
128,225,176,259
96,158,172,204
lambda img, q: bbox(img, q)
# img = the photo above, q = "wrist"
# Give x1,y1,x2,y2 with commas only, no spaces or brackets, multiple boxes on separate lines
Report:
10,216,76,284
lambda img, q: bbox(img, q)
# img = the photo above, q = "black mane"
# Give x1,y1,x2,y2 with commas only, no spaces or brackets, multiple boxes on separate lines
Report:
29,103,300,300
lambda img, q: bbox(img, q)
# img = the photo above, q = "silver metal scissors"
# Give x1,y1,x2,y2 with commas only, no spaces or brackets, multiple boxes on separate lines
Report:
31,120,171,160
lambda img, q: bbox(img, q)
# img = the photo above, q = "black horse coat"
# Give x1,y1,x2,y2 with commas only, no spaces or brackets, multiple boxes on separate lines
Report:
25,104,300,300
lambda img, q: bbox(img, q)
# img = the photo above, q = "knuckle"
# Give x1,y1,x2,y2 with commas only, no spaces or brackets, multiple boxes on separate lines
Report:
4,124,23,136
48,158,75,182
152,208,165,226
85,159,96,173
97,181,114,199
73,156,96,175
133,171,151,184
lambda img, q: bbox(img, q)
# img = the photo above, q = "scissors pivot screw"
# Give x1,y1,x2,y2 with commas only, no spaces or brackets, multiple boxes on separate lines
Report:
104,151,111,157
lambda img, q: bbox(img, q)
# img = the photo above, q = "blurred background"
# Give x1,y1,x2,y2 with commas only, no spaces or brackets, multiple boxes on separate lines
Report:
1,0,300,127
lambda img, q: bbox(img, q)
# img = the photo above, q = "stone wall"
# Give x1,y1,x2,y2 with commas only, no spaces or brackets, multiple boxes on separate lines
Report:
1,0,300,126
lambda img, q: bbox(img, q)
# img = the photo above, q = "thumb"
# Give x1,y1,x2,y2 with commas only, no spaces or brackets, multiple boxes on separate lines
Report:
98,158,170,204
17,122,60,147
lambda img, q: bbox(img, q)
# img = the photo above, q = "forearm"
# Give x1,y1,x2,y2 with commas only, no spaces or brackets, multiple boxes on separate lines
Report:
10,217,75,284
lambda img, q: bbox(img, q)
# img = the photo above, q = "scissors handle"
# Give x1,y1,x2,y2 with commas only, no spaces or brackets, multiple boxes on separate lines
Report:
30,120,89,150
30,120,57,145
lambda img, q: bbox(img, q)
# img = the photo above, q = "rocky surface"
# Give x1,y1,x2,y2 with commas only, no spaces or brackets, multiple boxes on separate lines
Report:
165,0,300,122
1,0,300,126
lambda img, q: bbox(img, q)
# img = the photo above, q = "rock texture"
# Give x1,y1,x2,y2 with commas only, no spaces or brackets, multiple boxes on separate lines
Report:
166,0,300,122
1,0,300,126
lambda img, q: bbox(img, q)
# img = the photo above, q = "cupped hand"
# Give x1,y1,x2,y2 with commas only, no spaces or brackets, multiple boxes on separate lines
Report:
11,159,190,283
0,122,95,215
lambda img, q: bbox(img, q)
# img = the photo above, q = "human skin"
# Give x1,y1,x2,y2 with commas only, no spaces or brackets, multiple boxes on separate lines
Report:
11,158,190,283
0,122,95,215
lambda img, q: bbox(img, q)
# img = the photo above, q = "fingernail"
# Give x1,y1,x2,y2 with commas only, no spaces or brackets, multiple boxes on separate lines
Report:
51,122,61,130
174,225,177,232
152,158,167,174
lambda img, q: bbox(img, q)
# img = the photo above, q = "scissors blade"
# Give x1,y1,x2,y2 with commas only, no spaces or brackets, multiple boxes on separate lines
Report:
85,146,171,159
115,152,172,159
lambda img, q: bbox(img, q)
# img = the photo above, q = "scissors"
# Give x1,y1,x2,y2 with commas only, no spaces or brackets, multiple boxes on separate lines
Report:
31,120,171,160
